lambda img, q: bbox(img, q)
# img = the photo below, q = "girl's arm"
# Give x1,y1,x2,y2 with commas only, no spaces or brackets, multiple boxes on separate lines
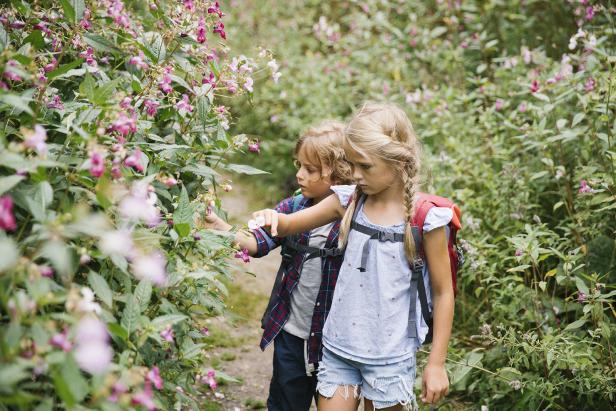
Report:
196,211,260,256
421,226,454,404
252,193,345,237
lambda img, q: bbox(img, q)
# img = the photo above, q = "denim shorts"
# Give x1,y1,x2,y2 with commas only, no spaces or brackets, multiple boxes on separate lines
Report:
316,346,419,410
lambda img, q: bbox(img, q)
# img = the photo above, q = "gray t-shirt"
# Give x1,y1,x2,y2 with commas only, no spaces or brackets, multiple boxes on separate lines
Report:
322,185,452,365
283,222,335,339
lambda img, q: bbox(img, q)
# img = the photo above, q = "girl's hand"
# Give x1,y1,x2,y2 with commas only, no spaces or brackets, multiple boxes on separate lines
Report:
250,209,279,236
421,363,449,404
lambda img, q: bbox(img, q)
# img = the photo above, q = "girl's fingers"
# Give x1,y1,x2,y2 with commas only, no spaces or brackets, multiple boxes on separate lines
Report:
271,212,278,236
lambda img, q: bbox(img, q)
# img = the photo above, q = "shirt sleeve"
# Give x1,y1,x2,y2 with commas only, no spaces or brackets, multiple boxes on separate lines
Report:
330,185,356,208
252,196,294,257
423,207,453,232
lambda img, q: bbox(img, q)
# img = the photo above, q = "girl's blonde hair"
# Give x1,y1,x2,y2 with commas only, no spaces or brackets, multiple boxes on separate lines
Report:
294,120,353,185
339,102,421,263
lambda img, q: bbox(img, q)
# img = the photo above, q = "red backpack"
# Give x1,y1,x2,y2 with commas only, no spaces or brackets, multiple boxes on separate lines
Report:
349,192,464,344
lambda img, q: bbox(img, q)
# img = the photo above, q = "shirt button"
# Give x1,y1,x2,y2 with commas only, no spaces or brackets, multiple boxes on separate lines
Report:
311,332,315,336
316,302,320,306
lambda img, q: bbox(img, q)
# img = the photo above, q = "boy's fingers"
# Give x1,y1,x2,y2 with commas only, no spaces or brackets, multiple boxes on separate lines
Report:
271,213,278,236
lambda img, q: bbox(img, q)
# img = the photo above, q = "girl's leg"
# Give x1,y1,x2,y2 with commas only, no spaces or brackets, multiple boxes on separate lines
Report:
317,388,361,411
363,399,403,411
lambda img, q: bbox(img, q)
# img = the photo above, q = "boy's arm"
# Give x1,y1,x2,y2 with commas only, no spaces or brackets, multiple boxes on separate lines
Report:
421,226,454,404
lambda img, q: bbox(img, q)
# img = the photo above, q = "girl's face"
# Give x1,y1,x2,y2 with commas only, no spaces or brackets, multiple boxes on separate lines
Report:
295,147,333,202
347,150,402,196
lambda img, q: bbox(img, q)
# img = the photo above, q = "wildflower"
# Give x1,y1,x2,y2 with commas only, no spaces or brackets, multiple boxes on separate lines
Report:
585,6,594,21
213,21,226,39
111,112,137,142
248,141,260,153
128,51,149,70
584,77,595,92
202,71,216,86
120,180,160,226
495,99,505,111
99,229,135,257
79,47,97,67
197,17,207,43
147,366,164,390
144,99,160,116
203,370,218,390
201,327,210,336
247,215,265,231
222,184,232,192
521,47,531,64
515,249,523,257
39,265,54,278
175,94,194,115
131,386,156,411
23,125,48,155
529,80,539,93
208,1,224,17
47,95,64,110
577,291,587,303
3,60,23,82
89,150,106,178
124,148,145,173
578,179,593,193
225,79,238,93
244,77,254,92
517,101,527,113
73,316,113,375
234,248,250,263
159,66,173,94
131,252,167,285
77,287,102,314
184,0,195,12
0,196,17,231
508,379,522,390
44,58,58,73
160,326,174,343
163,176,177,187
108,382,128,403
79,254,91,265
49,328,72,352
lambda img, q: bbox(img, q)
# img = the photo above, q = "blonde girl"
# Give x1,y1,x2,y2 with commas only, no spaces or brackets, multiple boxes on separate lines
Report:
251,102,454,411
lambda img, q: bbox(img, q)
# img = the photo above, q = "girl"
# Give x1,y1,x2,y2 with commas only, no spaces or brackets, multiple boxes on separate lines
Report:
201,120,354,411
250,102,454,411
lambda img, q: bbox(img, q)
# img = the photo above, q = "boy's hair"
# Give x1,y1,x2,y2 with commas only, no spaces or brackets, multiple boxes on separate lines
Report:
294,120,353,185
339,102,422,263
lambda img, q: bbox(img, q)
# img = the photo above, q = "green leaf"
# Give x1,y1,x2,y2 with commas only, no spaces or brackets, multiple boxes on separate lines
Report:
47,58,84,80
59,0,85,23
564,318,587,331
0,24,8,53
0,175,24,196
533,93,550,102
23,30,45,50
575,276,589,295
107,322,129,342
88,271,113,308
183,164,219,177
92,78,123,106
174,223,190,238
134,280,152,311
151,314,188,330
572,112,585,127
141,32,166,63
181,340,205,359
226,163,270,175
84,33,118,53
0,238,19,273
0,94,33,115
197,96,210,128
121,295,141,335
60,356,88,402
0,364,30,389
41,241,76,280
79,73,96,101
173,185,195,231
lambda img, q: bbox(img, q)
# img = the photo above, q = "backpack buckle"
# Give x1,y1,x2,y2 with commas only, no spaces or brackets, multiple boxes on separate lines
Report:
378,232,396,242
411,258,424,272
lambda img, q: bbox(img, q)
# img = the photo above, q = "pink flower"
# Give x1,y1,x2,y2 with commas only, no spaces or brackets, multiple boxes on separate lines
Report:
234,248,250,263
120,180,161,226
529,80,540,93
44,58,58,73
517,101,527,113
244,77,254,92
175,94,194,114
132,252,167,285
79,47,97,67
578,179,593,194
124,148,145,173
107,0,131,28
208,1,224,17
160,326,174,343
495,99,505,111
49,328,72,352
248,141,260,153
584,77,595,92
144,99,160,116
159,73,173,94
521,47,532,64
201,327,210,336
131,384,156,411
578,291,587,303
202,72,216,86
184,0,195,12
147,366,164,390
47,95,64,110
74,316,113,375
202,370,217,390
197,17,207,44
108,382,128,403
3,60,22,82
89,150,106,178
585,6,594,21
225,79,238,94
39,265,54,278
0,196,17,231
515,249,523,257
213,21,226,39
23,125,48,155
163,176,177,187
129,51,149,70
111,112,138,141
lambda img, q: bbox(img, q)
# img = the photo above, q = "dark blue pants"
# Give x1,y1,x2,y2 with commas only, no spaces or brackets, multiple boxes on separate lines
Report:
267,330,318,411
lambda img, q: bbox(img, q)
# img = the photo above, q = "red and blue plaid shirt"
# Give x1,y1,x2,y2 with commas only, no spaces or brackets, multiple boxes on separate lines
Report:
253,195,343,367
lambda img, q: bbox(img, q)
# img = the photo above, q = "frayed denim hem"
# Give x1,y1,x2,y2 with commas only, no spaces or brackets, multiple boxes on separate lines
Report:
316,363,361,401
364,375,419,411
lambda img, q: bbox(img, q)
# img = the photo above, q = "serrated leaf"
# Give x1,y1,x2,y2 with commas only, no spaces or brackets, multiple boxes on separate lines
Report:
181,340,205,359
92,78,122,105
0,94,33,115
88,271,113,308
134,280,152,311
79,73,96,101
41,241,75,279
107,322,128,342
140,32,166,63
173,185,195,227
183,164,219,177
564,318,586,331
197,96,210,128
575,276,589,295
572,112,585,127
84,33,117,53
47,59,84,80
121,295,141,335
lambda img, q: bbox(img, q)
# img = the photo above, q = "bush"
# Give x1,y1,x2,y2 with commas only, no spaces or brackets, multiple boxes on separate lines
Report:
0,0,271,409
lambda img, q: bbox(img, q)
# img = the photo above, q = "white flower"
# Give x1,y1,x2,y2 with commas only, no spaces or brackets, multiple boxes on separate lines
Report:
131,252,167,285
73,316,112,375
247,215,266,230
77,287,102,314
99,229,134,257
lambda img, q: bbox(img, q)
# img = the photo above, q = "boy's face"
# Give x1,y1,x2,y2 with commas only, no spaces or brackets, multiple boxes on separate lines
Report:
295,147,333,202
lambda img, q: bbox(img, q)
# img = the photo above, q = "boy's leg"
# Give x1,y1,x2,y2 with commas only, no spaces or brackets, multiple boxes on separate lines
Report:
267,330,317,411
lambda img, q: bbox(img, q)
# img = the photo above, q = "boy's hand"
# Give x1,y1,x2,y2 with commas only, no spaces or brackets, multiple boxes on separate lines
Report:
250,209,279,236
195,209,230,231
421,363,449,404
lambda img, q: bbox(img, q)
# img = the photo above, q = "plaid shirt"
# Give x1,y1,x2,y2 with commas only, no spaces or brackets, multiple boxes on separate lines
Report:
253,195,343,367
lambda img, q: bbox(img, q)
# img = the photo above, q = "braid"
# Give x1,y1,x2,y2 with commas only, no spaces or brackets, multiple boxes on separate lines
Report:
338,185,362,249
402,156,420,263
